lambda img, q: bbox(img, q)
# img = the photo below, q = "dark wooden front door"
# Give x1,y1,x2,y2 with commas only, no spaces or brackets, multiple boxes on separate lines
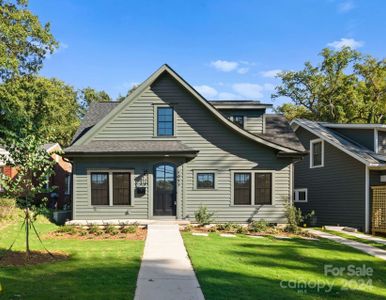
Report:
154,164,176,216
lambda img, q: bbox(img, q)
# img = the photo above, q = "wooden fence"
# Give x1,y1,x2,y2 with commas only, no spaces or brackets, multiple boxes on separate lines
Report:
371,185,386,235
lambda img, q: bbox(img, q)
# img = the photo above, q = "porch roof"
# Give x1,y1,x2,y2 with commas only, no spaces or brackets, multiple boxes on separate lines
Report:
64,140,199,157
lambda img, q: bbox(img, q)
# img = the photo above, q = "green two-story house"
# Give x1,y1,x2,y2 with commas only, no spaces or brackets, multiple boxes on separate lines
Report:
65,65,306,223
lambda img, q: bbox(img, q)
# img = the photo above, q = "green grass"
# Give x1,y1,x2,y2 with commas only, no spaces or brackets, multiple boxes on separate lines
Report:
182,233,386,300
0,221,144,300
323,229,386,251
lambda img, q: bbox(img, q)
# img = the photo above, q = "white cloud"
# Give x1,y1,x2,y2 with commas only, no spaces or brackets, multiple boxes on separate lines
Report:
338,1,355,13
260,69,282,78
232,83,264,99
263,83,275,91
194,85,218,98
210,60,239,72
218,92,239,99
327,38,364,49
237,67,249,74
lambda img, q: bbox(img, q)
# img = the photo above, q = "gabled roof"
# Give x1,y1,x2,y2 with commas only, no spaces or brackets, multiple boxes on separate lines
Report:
291,119,386,167
209,100,273,110
71,64,305,154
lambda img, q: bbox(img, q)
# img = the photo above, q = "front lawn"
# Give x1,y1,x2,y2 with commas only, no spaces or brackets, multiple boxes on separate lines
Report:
323,229,386,251
182,233,386,300
0,221,144,300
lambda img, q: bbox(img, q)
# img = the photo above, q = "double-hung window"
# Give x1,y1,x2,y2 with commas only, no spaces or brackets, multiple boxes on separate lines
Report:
233,172,273,205
90,171,132,206
157,107,174,136
310,139,324,168
229,115,244,128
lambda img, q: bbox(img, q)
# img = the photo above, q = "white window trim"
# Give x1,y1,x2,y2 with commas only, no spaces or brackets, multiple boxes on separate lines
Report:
310,139,324,168
294,188,308,203
64,173,71,195
153,104,177,138
87,169,135,207
193,170,217,190
230,170,275,206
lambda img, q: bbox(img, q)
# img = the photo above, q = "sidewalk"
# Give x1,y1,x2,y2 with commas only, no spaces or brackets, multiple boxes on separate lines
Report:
308,229,386,261
134,224,205,300
325,226,386,245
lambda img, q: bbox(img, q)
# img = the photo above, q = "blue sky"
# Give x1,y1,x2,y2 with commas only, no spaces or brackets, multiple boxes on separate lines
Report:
31,0,385,107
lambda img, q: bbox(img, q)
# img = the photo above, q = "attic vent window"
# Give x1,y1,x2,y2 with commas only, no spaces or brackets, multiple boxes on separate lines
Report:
157,107,174,136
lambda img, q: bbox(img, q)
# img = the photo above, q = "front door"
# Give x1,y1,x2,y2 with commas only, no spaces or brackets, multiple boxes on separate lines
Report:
154,163,176,216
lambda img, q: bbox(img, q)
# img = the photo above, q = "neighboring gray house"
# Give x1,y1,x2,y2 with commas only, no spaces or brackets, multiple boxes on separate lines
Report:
64,65,305,223
291,119,386,233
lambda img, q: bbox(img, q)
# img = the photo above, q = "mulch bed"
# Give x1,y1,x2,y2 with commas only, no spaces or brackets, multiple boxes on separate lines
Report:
0,250,69,267
45,228,147,241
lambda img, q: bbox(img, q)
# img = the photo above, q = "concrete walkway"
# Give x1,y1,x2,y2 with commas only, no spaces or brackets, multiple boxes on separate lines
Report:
134,224,205,300
325,226,386,245
308,229,386,261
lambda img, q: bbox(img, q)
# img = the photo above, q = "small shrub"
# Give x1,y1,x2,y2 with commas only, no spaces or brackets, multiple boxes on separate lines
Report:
184,224,193,232
248,219,269,233
56,225,77,235
79,230,88,236
216,222,235,232
208,226,217,233
121,225,137,234
235,225,248,234
88,224,99,234
194,205,214,226
285,204,315,234
105,224,118,235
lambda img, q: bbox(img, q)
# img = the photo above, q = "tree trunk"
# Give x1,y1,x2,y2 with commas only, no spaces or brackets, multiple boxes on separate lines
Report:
25,207,30,258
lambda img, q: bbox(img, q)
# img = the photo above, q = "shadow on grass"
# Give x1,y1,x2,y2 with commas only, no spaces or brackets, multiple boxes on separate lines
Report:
185,235,386,300
0,249,142,300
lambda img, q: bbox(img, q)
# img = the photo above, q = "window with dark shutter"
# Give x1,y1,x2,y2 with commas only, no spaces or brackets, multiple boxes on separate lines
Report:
113,172,131,205
91,173,109,205
255,173,272,205
234,173,251,205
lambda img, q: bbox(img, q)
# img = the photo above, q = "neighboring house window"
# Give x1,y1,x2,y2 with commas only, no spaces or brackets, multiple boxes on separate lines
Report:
157,107,174,136
196,173,215,189
113,172,131,205
234,173,251,205
254,173,272,205
378,131,386,154
294,188,308,203
91,172,109,205
310,139,324,168
64,173,71,195
229,115,244,128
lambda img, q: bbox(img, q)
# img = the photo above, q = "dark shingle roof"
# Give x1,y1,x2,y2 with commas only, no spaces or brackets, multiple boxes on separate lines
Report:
71,102,119,144
64,140,198,157
256,114,306,152
293,119,386,166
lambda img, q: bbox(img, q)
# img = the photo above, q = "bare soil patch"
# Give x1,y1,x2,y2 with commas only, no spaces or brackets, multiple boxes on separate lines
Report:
0,250,69,267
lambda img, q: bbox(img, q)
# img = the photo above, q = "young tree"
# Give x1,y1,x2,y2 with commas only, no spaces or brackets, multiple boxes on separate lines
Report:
77,87,112,118
273,47,386,123
0,0,58,81
0,134,56,256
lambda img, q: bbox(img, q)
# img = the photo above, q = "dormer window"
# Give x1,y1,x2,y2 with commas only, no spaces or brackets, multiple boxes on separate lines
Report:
378,130,386,154
229,115,244,128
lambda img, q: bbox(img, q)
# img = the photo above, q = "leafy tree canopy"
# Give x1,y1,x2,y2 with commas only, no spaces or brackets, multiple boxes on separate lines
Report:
0,0,58,81
0,76,80,146
77,87,112,118
273,48,386,123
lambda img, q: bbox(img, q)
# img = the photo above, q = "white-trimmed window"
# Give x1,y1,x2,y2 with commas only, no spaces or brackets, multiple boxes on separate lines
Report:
294,188,308,203
64,173,71,195
310,139,324,168
231,171,274,206
88,170,134,206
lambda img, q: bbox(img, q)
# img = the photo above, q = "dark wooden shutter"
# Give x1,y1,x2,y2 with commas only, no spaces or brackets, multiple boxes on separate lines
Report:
255,173,272,205
113,173,131,205
234,173,251,205
91,173,109,205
